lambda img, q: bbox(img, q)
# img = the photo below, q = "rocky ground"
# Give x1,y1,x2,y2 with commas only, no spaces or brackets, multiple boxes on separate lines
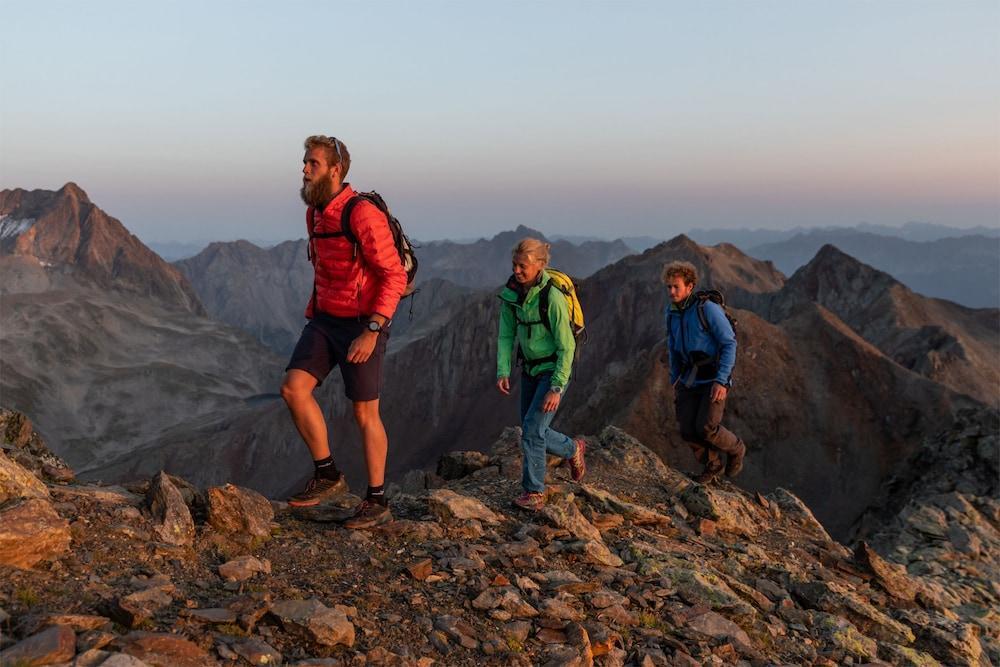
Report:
1,407,997,666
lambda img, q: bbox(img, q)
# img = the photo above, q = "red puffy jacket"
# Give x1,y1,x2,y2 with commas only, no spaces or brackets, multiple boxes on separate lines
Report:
305,184,408,320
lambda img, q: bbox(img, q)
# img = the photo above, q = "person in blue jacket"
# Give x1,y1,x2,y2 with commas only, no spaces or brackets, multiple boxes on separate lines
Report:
663,261,746,484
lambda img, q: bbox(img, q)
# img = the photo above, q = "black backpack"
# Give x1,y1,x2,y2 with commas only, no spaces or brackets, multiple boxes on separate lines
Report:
693,289,737,335
309,191,418,296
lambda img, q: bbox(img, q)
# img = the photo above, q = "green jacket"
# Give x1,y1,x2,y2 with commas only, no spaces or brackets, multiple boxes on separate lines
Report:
496,270,576,388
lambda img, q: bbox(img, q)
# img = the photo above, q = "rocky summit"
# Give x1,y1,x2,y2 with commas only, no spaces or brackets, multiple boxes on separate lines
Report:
2,408,996,666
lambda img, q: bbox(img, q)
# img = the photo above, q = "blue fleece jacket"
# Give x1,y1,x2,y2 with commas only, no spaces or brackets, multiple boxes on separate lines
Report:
665,296,737,387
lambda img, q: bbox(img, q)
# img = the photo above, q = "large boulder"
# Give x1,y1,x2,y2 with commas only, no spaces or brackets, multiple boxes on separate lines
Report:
0,624,75,665
0,496,71,568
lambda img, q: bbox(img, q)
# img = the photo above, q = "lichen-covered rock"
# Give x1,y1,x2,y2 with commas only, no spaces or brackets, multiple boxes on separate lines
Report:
437,450,491,480
0,449,49,503
812,612,878,661
110,584,176,628
218,555,271,582
0,624,75,666
427,488,501,525
205,483,274,540
540,493,602,543
578,484,672,527
854,541,918,602
147,471,195,547
792,579,914,644
116,631,217,667
0,496,71,568
679,483,763,537
270,598,355,647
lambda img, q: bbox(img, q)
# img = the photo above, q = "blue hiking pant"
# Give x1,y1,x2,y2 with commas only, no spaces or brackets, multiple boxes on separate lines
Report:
519,372,576,493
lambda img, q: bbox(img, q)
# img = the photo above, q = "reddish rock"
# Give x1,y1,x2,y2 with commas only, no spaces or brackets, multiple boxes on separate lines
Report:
406,557,433,581
217,555,270,582
270,599,355,647
0,496,71,569
118,631,216,667
205,483,274,540
0,624,75,665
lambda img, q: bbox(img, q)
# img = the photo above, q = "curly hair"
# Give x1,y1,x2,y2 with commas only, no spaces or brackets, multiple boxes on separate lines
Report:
661,260,698,286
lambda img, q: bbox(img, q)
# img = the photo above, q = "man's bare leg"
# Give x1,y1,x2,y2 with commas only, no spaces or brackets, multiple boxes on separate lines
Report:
353,399,386,487
280,369,330,460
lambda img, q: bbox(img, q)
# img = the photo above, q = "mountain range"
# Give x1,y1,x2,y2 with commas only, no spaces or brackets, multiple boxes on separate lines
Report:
174,225,632,355
4,184,997,544
95,233,995,540
747,230,1000,308
0,185,284,472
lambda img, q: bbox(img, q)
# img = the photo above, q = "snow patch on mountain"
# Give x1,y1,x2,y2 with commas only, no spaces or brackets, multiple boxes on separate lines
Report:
0,214,35,240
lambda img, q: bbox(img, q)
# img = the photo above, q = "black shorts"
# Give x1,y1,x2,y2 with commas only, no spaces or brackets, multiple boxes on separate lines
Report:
285,315,389,402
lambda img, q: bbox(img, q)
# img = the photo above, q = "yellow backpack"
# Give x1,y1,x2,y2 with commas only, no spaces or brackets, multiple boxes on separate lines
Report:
541,269,585,339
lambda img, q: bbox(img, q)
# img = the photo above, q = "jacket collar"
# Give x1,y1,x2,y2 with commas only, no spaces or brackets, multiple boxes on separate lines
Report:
669,293,696,313
317,183,356,217
501,269,550,304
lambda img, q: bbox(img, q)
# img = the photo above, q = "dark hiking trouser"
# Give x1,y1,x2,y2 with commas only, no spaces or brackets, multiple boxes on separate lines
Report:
674,383,744,470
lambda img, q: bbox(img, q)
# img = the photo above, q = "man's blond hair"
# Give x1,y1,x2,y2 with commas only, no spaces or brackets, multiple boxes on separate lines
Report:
304,135,351,177
662,260,698,286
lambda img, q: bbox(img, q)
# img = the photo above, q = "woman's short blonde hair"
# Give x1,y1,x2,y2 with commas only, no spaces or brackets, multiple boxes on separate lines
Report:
512,237,551,266
662,261,698,286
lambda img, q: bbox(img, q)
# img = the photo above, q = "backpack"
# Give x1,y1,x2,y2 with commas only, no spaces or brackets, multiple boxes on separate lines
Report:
693,289,737,336
538,269,585,339
309,191,419,296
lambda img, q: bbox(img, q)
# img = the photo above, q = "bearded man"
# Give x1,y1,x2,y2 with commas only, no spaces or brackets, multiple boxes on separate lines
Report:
280,135,407,529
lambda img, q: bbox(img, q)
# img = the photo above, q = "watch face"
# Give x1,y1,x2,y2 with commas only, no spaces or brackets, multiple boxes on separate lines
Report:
367,321,380,332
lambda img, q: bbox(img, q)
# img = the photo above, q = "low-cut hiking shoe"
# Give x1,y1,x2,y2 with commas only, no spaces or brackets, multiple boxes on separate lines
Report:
569,438,587,482
287,475,348,508
512,491,546,511
343,499,392,530
725,441,746,478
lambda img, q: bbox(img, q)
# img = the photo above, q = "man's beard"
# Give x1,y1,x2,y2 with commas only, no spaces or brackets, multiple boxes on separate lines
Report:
300,177,334,209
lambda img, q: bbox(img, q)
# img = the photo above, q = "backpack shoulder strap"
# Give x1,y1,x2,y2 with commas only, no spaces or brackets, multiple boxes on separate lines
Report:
538,282,555,334
696,297,711,333
338,196,364,246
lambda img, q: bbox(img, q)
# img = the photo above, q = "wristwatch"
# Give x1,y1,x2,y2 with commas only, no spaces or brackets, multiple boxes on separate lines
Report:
366,320,383,333
550,385,563,395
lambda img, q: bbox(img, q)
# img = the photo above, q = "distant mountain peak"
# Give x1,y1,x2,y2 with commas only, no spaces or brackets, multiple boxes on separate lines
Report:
0,184,204,314
794,243,900,290
56,182,90,203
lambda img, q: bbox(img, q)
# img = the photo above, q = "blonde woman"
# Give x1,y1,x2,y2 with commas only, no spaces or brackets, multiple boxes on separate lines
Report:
496,238,586,510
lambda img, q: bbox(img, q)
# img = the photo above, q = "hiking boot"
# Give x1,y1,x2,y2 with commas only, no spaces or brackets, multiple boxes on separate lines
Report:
694,461,724,485
287,474,348,507
568,438,587,482
512,491,546,511
343,499,392,529
725,441,746,478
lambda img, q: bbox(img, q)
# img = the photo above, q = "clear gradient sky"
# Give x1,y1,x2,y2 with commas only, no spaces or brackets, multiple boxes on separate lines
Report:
2,1,998,245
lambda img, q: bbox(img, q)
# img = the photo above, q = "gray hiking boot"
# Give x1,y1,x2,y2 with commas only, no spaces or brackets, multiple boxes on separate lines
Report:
287,474,348,507
725,441,746,478
343,499,392,529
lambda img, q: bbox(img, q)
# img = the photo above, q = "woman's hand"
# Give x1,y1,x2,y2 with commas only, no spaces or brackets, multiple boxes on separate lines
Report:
496,377,511,395
542,390,561,413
